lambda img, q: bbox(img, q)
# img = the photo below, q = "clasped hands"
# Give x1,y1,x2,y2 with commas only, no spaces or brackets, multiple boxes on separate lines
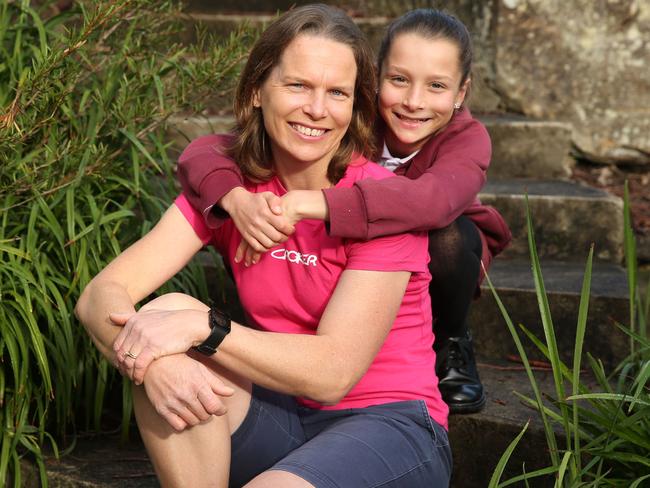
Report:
111,307,208,384
221,187,320,266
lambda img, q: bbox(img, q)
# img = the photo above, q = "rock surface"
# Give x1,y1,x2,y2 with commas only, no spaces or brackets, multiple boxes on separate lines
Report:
483,0,650,166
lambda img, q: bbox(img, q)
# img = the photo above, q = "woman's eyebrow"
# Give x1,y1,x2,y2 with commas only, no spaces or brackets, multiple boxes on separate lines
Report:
282,75,353,91
279,75,313,86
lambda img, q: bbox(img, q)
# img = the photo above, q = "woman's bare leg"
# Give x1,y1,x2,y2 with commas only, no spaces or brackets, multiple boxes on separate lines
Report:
245,470,316,488
132,293,253,488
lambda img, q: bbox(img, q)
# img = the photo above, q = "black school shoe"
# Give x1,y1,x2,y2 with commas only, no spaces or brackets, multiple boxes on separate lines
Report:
435,333,486,414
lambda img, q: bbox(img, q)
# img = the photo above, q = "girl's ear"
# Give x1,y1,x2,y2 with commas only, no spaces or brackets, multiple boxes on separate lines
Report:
455,77,470,107
253,89,261,108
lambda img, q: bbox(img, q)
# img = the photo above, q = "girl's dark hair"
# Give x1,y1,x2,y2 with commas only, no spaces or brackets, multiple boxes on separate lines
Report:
228,4,376,183
377,9,473,101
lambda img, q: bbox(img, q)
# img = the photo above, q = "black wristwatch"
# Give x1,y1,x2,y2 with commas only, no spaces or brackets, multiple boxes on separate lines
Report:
194,308,231,356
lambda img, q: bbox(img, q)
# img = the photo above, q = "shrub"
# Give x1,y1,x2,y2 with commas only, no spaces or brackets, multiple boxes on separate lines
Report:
0,1,255,485
488,189,650,487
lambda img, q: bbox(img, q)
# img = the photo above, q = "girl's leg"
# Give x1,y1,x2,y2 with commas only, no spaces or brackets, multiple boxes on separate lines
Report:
132,293,253,488
428,216,485,413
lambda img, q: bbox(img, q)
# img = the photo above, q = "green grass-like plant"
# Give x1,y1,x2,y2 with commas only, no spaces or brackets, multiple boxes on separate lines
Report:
0,1,255,485
488,191,650,487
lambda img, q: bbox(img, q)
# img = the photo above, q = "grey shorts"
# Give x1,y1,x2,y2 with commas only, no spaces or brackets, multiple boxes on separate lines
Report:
229,385,452,488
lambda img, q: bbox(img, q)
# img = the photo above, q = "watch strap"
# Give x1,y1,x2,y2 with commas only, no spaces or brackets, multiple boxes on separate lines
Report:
195,308,231,356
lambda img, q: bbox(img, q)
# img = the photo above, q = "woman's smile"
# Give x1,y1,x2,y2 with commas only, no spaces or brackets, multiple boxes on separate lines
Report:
289,122,328,138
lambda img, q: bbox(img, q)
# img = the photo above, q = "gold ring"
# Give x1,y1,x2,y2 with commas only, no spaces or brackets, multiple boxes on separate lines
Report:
125,351,138,360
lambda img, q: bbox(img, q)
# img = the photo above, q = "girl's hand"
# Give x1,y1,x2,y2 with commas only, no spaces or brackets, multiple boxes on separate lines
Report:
141,354,234,431
220,187,295,253
111,308,209,385
235,190,328,266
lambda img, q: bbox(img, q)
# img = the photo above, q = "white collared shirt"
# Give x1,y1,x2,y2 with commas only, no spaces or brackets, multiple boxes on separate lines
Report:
378,143,420,172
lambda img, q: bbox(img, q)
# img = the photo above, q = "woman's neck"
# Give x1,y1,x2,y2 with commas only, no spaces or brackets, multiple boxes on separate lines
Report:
276,163,332,191
271,146,334,191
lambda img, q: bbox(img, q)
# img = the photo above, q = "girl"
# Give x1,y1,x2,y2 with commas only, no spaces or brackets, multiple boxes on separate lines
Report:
77,5,451,487
178,9,511,414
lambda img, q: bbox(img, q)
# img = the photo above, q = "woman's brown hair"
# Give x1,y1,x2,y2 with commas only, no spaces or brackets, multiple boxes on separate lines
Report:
227,4,376,183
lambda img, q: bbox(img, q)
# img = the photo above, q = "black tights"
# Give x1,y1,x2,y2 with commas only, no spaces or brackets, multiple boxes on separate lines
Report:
428,216,482,342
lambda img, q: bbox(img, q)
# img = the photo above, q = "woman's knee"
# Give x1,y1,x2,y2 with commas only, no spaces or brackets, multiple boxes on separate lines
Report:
139,292,209,313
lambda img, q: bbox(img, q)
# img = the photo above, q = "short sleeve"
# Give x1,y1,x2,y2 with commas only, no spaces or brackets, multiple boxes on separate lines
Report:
344,231,429,273
174,194,212,245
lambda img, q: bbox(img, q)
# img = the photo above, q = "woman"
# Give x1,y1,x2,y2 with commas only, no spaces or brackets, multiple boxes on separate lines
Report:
177,9,512,414
76,5,451,487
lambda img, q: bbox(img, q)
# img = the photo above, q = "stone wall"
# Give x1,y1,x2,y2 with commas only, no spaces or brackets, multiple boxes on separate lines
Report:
480,0,649,166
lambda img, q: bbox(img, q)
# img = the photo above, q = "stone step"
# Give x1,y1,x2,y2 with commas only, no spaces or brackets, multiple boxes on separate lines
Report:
480,179,624,263
166,114,233,158
449,363,573,488
177,11,389,52
182,0,422,18
184,0,312,13
478,114,573,179
166,114,573,180
26,365,565,487
470,257,630,371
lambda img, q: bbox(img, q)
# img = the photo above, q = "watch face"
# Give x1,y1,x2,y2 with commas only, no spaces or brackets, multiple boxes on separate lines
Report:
212,308,232,331
196,308,231,356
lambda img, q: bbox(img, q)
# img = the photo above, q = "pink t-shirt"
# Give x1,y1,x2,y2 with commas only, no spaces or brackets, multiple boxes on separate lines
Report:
175,156,448,429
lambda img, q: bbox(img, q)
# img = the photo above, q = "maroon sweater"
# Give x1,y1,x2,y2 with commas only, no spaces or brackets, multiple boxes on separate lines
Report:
177,109,511,266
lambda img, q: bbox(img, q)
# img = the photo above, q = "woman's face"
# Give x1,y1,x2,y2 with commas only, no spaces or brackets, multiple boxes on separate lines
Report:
254,34,357,171
378,33,468,158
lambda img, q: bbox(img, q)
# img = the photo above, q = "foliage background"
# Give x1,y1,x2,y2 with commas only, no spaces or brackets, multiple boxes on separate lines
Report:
0,1,254,484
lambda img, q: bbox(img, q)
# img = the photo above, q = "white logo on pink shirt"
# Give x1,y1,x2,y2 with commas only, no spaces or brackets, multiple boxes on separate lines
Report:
270,248,318,267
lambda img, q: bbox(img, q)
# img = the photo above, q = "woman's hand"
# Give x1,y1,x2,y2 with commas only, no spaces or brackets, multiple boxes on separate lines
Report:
112,308,209,384
220,187,295,254
141,354,234,431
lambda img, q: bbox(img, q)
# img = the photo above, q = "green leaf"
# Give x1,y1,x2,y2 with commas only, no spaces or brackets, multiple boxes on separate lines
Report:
566,393,650,406
555,451,572,486
630,474,650,488
0,242,30,260
623,180,637,349
488,421,529,488
571,245,593,474
524,195,571,456
119,127,162,173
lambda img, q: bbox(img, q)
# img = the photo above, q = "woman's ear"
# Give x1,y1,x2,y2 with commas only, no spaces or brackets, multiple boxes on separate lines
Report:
253,89,261,108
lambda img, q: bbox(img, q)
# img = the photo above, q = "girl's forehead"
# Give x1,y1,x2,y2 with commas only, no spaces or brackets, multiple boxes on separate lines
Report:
383,34,461,76
389,33,459,57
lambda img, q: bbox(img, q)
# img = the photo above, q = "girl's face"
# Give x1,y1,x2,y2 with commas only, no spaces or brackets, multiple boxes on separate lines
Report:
378,33,468,158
